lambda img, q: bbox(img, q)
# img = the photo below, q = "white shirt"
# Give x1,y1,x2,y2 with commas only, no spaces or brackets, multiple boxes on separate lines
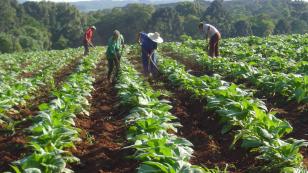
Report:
203,24,219,37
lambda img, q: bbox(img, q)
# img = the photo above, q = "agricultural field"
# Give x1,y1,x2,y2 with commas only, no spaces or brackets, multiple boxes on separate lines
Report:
0,34,307,173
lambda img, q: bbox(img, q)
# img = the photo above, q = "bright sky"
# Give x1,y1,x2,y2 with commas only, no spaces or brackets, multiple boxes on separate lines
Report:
25,0,308,2
28,0,93,2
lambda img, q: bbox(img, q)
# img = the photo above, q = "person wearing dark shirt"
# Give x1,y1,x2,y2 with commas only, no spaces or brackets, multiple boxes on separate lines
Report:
138,32,163,77
83,26,96,56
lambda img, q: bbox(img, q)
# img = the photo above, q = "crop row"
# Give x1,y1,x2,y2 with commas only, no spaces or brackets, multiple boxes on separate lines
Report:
181,35,307,74
162,43,308,103
0,49,81,126
115,54,225,173
183,34,308,62
156,54,308,172
7,49,103,173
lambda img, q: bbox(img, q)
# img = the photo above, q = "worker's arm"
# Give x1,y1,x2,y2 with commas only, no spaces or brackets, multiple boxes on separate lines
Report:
137,32,142,45
121,36,125,49
87,38,94,47
205,26,210,41
86,31,94,47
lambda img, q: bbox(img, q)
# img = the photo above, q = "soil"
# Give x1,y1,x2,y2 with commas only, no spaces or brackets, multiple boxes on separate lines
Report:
127,52,259,173
0,55,84,172
70,59,138,173
162,50,308,168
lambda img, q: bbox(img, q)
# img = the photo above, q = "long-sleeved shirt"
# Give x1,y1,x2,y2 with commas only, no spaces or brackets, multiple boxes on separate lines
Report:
106,35,123,59
140,32,157,54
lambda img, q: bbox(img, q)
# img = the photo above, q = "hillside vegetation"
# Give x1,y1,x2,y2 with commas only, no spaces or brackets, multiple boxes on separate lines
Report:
0,0,307,53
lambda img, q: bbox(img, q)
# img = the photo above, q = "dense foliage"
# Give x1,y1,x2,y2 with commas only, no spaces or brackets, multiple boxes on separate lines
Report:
0,48,81,128
162,34,308,103
155,49,308,173
116,53,226,173
0,32,307,172
0,0,307,53
9,49,102,172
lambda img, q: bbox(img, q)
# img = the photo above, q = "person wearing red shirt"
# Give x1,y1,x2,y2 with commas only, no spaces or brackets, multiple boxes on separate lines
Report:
83,26,96,56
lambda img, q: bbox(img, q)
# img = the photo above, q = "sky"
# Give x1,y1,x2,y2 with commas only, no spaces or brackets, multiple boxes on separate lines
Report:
24,0,308,2
26,0,147,1
27,0,93,2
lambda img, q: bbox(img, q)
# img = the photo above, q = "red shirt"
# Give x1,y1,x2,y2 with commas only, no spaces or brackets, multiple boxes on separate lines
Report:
83,28,93,43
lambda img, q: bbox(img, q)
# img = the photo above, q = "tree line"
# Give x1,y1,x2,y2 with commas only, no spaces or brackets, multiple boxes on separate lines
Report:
0,0,307,53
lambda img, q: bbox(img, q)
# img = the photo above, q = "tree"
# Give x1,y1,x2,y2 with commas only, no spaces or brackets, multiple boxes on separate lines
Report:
183,15,200,38
274,19,291,34
0,0,18,32
175,2,199,16
202,0,232,37
120,4,155,43
252,15,275,36
300,12,308,23
0,33,14,53
149,7,183,41
54,35,69,49
233,20,252,37
23,1,86,49
290,19,308,34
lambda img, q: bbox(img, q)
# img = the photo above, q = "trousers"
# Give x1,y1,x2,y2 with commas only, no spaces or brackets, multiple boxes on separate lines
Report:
141,48,158,76
209,33,221,57
83,42,89,56
107,54,120,80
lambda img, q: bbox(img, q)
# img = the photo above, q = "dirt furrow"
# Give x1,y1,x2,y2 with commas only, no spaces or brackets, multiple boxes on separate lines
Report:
71,59,137,173
0,55,84,172
127,52,257,172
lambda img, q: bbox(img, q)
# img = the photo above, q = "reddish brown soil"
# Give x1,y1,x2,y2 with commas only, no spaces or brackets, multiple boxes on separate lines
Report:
0,56,83,172
270,103,308,167
70,60,138,173
128,53,258,172
162,50,308,168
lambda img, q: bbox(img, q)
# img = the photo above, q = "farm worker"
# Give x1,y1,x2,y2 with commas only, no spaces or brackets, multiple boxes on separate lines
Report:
138,32,163,77
106,30,124,83
117,32,125,60
83,25,96,56
198,22,221,57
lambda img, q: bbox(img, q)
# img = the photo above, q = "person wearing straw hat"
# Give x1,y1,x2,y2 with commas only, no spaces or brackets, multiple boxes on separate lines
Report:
198,22,221,57
106,30,124,83
83,25,96,56
138,32,163,77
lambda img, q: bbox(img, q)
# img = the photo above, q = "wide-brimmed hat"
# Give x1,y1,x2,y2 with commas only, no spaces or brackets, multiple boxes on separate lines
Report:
148,32,163,43
90,26,96,30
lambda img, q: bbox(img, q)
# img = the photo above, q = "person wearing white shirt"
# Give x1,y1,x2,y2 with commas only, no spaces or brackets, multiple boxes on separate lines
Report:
198,22,221,57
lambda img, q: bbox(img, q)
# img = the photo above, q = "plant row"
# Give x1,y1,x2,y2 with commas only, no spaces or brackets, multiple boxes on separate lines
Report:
0,48,81,126
182,34,308,62
115,54,225,173
6,49,103,173
162,43,308,103
156,54,308,173
180,35,307,75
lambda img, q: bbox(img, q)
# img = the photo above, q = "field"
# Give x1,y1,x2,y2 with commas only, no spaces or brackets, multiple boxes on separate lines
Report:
0,34,307,173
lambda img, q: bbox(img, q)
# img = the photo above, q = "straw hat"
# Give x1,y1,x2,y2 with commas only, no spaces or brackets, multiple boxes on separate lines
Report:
148,32,163,43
